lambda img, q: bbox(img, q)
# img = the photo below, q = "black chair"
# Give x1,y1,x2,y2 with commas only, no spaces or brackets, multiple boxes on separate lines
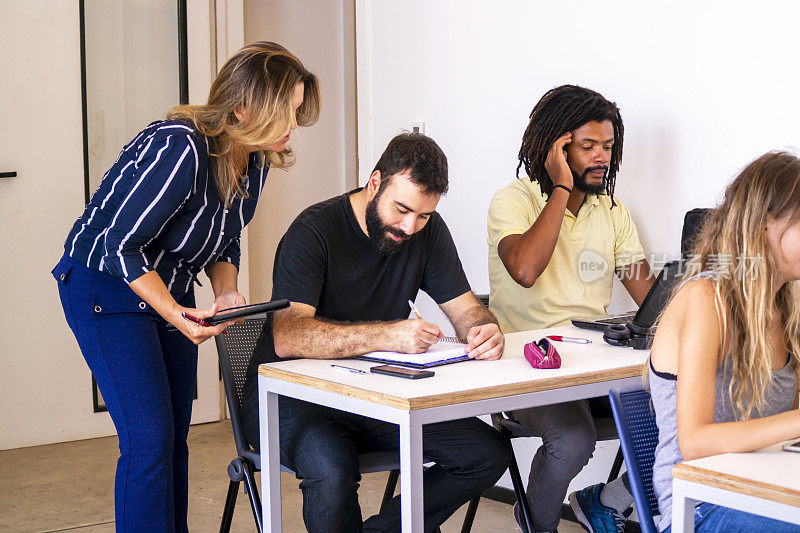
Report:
215,316,482,532
681,208,710,256
214,317,400,532
468,293,626,533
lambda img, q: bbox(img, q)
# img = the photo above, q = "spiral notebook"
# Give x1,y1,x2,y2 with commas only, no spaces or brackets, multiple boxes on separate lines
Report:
359,337,469,368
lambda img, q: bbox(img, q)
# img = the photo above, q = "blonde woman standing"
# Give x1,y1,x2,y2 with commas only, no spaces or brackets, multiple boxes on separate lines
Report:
52,42,320,532
648,152,800,532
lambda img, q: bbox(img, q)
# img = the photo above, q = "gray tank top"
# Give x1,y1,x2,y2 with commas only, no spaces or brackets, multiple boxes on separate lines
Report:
649,275,797,531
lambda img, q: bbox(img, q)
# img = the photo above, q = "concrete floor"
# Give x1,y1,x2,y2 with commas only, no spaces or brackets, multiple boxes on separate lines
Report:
0,420,587,532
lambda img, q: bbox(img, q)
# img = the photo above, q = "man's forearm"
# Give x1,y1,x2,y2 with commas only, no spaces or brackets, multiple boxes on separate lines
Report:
498,188,569,287
452,303,499,339
273,315,393,359
440,294,504,360
617,258,654,306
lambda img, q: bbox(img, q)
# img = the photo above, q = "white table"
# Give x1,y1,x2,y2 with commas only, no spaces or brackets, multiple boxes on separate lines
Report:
258,326,647,532
672,444,800,532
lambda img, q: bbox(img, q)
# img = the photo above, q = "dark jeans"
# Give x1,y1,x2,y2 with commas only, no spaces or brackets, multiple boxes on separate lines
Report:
243,390,511,533
664,502,800,533
509,396,621,532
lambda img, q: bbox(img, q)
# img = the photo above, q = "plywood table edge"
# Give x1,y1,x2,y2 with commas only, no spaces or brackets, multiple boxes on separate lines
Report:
258,366,413,409
259,363,643,411
673,462,800,508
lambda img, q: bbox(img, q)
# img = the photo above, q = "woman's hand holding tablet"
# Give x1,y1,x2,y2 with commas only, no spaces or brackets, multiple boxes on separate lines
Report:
205,299,290,325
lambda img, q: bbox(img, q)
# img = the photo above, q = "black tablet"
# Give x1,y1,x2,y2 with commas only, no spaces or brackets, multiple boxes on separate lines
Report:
206,299,290,325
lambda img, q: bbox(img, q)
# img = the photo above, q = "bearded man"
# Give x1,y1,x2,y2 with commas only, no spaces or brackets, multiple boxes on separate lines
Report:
243,133,510,533
487,85,654,533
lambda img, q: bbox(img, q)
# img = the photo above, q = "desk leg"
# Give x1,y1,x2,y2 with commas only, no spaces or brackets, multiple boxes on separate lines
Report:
259,375,282,532
399,414,424,533
671,479,696,533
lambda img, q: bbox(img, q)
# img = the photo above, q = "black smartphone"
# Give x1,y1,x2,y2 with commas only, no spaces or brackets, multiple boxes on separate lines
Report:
206,299,290,325
369,364,435,379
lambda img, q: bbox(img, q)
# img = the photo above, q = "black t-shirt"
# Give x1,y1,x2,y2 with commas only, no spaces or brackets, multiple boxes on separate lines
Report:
244,189,471,390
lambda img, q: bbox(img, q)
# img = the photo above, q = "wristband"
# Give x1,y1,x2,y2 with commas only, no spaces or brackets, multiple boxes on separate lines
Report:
552,184,572,195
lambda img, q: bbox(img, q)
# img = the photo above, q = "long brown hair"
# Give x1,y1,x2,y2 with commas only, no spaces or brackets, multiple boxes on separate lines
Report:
168,41,320,204
685,151,800,418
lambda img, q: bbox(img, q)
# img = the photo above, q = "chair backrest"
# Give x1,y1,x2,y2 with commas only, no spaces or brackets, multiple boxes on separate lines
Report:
681,208,711,256
215,316,267,457
608,385,660,533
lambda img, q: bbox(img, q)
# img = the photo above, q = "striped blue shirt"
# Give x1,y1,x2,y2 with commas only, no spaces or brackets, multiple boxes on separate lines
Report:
64,120,268,295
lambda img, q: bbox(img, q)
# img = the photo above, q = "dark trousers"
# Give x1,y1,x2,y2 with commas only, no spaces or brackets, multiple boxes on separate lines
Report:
53,254,197,532
509,397,615,532
243,391,511,533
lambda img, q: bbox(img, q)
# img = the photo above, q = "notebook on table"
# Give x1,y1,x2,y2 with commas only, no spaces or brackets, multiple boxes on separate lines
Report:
359,339,469,369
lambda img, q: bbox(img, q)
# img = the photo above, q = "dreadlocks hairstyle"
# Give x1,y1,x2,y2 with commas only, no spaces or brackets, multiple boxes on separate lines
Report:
516,85,624,206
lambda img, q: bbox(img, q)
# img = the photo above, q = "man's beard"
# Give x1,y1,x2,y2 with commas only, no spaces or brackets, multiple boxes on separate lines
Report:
365,194,414,255
572,165,608,195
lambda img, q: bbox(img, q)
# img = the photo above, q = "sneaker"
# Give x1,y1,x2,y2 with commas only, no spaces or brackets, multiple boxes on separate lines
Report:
568,483,626,533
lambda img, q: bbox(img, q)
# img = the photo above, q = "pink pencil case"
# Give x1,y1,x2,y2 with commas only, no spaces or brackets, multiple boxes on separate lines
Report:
524,338,561,369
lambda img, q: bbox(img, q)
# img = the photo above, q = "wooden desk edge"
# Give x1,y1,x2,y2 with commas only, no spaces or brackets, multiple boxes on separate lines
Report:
673,462,800,508
258,364,643,411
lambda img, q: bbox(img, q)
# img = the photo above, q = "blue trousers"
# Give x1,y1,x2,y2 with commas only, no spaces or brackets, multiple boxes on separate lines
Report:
53,254,197,532
242,392,512,533
665,502,800,532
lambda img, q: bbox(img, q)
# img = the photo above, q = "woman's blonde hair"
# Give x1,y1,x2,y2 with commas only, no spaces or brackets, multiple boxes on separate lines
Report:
685,151,800,419
167,41,320,204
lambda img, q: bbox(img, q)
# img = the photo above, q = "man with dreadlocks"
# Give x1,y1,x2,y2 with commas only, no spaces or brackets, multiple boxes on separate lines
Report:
487,85,654,533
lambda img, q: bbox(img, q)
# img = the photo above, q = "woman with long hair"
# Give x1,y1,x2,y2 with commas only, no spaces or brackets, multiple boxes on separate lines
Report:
648,151,800,532
51,42,320,531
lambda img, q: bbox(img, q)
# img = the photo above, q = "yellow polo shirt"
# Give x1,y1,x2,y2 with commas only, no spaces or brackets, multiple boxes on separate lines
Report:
487,179,645,333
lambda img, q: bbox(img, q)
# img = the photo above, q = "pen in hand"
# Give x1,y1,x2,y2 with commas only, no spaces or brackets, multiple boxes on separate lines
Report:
182,311,212,327
181,311,227,334
408,300,466,344
408,300,423,320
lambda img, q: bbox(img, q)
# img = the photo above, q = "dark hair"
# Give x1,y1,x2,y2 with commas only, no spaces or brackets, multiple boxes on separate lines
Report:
372,133,449,195
516,85,624,205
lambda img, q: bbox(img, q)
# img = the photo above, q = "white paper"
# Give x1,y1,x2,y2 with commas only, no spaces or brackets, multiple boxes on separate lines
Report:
362,341,467,365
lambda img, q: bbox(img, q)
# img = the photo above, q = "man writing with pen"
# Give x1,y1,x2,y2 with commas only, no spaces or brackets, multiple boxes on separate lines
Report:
241,133,511,533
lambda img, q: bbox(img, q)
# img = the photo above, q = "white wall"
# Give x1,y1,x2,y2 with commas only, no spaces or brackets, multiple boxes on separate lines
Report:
0,1,90,450
244,0,356,302
359,0,800,299
187,0,242,426
357,0,800,492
